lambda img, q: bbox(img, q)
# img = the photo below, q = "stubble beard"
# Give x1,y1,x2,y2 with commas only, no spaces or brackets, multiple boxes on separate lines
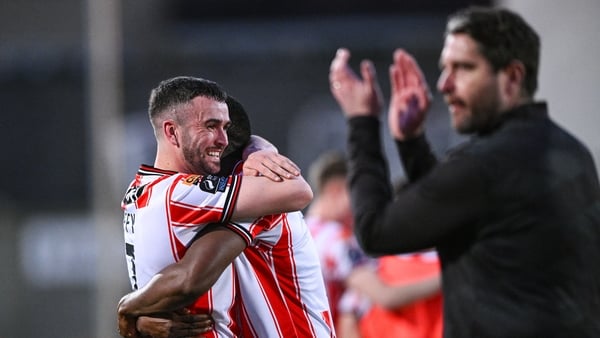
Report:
182,145,220,175
454,85,502,135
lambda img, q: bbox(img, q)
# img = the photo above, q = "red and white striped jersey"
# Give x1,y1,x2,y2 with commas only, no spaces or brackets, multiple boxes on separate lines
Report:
235,212,336,337
122,165,244,336
122,165,335,337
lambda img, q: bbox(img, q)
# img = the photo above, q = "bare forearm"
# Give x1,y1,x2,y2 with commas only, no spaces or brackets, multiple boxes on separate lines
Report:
118,227,246,318
376,276,441,310
118,267,205,317
234,175,312,219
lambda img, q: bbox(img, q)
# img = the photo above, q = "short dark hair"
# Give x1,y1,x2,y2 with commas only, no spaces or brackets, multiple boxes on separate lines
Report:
308,151,348,194
217,96,252,176
148,76,227,129
446,7,540,97
223,95,252,157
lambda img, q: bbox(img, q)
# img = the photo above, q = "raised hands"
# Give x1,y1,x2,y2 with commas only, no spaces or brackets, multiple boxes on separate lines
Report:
329,48,384,118
388,49,431,140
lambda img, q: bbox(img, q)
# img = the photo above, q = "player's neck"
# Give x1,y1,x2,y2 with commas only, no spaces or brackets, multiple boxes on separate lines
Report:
154,148,182,172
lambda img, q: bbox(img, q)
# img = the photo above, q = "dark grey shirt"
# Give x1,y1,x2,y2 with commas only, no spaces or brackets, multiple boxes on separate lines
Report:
347,102,600,337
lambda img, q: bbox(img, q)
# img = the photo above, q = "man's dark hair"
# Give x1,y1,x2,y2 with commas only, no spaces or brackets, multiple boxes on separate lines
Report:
223,95,252,157
218,96,252,175
308,151,348,194
148,76,227,128
446,7,540,97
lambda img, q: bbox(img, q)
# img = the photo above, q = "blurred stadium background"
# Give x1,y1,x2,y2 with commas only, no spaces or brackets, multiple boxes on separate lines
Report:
0,0,598,336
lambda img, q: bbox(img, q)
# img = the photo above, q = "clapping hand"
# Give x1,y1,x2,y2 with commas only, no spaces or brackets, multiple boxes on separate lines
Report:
387,49,431,140
329,48,384,118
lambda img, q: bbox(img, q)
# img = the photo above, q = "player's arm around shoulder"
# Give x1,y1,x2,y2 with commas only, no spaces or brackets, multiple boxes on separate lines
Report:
117,226,247,336
231,148,313,220
233,173,313,220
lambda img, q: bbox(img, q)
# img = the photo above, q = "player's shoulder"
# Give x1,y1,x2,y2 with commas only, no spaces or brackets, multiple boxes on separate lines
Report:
172,174,234,195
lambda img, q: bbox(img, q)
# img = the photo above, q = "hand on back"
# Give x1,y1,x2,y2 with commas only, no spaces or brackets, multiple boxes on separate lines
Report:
243,150,301,182
135,311,213,338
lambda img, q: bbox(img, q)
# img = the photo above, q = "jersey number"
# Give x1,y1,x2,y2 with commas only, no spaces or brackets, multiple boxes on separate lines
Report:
123,212,138,290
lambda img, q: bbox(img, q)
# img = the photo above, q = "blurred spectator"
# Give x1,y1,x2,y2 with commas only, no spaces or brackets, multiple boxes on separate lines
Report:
306,151,367,331
340,251,442,338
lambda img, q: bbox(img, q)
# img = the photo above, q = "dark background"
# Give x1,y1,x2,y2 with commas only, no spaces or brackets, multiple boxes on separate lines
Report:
0,1,491,337
0,0,488,212
2,1,599,337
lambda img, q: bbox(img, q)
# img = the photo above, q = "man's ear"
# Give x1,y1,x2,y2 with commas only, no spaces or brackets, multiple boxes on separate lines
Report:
503,60,526,99
163,120,179,147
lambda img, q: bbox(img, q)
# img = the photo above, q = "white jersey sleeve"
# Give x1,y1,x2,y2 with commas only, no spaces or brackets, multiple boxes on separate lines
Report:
122,166,243,289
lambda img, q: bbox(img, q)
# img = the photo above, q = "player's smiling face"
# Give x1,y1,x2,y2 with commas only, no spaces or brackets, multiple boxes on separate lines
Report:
179,96,230,175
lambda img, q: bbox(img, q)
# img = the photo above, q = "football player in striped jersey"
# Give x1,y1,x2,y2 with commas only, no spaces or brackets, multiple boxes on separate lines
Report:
118,77,335,338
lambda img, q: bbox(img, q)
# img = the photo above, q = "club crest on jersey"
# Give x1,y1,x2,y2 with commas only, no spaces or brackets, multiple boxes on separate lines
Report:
182,175,201,186
198,175,227,193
